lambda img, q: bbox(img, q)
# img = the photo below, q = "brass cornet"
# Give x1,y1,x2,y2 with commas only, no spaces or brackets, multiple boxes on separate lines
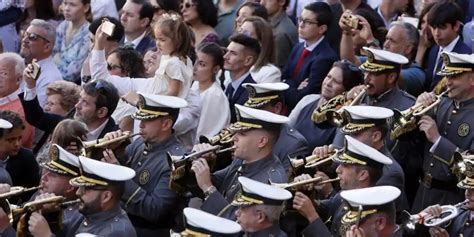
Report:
0,186,41,199
271,177,340,190
9,196,80,223
400,200,468,231
311,85,368,126
82,131,141,149
390,89,449,140
290,149,340,170
199,128,235,145
169,145,236,170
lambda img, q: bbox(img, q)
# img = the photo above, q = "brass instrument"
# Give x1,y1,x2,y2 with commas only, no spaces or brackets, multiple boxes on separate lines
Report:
451,151,473,181
199,128,235,145
168,145,236,197
401,200,468,230
0,186,41,199
271,177,340,190
390,89,449,140
82,131,141,149
325,85,369,127
290,149,340,170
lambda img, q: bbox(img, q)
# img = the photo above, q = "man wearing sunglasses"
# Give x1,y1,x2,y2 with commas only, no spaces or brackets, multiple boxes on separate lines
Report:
19,19,62,109
120,0,156,56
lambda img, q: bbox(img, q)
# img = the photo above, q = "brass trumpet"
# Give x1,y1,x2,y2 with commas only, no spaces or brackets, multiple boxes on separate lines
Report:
169,145,236,169
401,200,468,230
451,151,473,181
0,186,41,199
271,177,340,190
10,196,81,223
199,128,235,145
82,131,141,149
325,85,369,127
290,149,340,170
390,89,449,140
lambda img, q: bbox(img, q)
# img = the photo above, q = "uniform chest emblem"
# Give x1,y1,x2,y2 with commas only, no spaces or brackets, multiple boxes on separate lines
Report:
458,123,470,137
139,169,150,185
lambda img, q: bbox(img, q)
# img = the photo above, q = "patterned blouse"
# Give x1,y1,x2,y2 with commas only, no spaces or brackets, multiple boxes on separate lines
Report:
53,20,90,83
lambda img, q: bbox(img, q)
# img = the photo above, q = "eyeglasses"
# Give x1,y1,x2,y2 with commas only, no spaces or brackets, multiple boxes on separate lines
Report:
297,17,318,26
107,63,123,71
23,32,50,43
180,2,196,9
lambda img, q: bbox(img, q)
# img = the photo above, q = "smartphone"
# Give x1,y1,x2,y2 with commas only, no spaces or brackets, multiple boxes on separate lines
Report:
102,20,115,37
346,14,363,31
30,60,41,81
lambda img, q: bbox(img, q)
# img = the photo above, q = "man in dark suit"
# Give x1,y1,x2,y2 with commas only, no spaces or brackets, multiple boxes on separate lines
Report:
424,1,471,90
20,77,120,158
223,34,260,122
120,0,156,55
282,2,338,111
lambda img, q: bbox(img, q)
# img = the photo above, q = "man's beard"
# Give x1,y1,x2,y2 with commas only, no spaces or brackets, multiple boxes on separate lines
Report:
78,195,102,215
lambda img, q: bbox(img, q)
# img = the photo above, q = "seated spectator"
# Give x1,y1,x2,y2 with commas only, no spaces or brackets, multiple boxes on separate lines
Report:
424,0,471,90
35,119,88,165
234,1,268,31
33,80,81,155
53,0,91,83
235,16,281,83
0,53,34,148
260,0,298,69
120,0,156,55
0,110,40,204
20,19,62,108
81,16,124,84
181,0,220,46
191,42,230,139
415,3,435,68
282,2,338,111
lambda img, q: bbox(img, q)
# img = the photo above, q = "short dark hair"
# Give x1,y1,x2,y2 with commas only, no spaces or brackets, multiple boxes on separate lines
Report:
0,110,24,139
82,80,119,117
333,60,364,91
427,1,463,28
107,181,125,202
304,2,332,29
194,0,218,27
229,33,261,58
89,17,124,42
131,0,155,26
110,46,145,77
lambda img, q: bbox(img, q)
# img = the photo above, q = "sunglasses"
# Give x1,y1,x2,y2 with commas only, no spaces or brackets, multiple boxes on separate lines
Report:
180,2,196,9
23,32,50,43
107,63,123,71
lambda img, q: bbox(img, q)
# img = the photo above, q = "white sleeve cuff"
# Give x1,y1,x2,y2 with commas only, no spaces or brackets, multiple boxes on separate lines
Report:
23,86,37,101
429,136,442,153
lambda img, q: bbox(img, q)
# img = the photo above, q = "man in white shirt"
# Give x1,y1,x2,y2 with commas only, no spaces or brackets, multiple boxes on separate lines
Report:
19,19,62,109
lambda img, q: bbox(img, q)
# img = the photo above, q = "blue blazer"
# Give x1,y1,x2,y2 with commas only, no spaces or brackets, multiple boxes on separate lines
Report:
120,33,156,56
226,74,256,122
282,39,338,110
425,39,471,90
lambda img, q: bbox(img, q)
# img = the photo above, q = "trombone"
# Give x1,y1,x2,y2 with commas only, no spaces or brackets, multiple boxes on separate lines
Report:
271,177,340,190
390,89,449,140
401,199,468,230
290,149,340,170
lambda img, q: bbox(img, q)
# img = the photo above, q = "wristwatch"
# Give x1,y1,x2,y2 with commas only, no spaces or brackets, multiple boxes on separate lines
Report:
204,186,217,199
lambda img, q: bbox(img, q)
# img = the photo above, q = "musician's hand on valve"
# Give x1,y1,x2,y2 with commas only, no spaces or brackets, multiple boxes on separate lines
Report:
191,158,213,191
103,130,126,149
422,204,443,218
0,183,10,194
102,149,119,165
416,92,436,107
428,226,449,237
346,225,367,237
418,115,440,143
314,171,333,199
192,143,217,160
293,192,319,223
28,212,52,237
312,145,334,158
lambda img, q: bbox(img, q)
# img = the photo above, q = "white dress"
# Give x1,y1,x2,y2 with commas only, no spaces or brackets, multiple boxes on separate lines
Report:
191,81,230,140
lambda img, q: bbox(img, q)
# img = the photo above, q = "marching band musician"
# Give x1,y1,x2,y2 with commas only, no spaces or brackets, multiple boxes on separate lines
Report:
174,207,241,237
232,176,292,236
343,186,403,237
412,52,474,213
28,156,137,237
423,156,474,237
191,104,288,220
242,82,309,170
293,135,392,237
0,144,79,237
101,93,188,236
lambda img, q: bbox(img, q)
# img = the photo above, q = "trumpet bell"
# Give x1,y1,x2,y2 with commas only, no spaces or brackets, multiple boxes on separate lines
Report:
390,109,417,140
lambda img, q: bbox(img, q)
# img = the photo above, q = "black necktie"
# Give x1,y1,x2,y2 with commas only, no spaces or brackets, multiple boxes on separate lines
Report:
226,85,235,100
